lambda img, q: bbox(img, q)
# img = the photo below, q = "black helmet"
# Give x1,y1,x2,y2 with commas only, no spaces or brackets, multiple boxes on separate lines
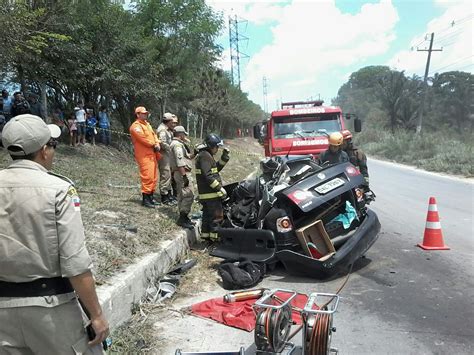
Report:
204,133,223,148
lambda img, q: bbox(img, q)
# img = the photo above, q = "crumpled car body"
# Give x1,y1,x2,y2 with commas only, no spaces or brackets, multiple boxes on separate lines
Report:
211,156,381,279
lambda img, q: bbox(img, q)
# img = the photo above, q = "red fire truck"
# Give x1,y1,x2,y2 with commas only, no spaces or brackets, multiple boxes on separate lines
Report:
254,100,361,158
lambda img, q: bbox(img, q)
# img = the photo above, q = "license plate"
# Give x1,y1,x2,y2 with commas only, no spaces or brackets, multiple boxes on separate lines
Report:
315,177,345,194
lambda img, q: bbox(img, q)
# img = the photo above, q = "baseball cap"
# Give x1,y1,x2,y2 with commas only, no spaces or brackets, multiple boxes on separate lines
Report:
174,126,188,135
135,106,149,115
2,114,61,156
163,112,173,121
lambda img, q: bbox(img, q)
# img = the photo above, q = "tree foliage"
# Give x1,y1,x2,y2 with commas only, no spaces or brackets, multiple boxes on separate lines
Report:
334,66,473,135
0,0,263,135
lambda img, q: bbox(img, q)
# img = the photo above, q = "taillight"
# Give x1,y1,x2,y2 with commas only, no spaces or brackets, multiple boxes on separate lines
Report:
288,190,313,204
276,216,293,233
346,165,360,176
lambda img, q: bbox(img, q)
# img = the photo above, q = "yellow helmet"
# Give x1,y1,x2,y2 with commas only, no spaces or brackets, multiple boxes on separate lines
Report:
328,132,344,146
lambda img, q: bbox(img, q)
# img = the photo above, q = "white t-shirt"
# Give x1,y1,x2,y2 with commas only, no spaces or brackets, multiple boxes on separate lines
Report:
75,109,86,123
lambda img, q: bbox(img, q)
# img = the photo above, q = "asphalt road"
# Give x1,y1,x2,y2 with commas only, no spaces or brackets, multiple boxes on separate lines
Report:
159,159,474,354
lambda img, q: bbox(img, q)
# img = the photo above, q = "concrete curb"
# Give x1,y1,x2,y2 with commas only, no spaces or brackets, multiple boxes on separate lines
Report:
97,228,197,329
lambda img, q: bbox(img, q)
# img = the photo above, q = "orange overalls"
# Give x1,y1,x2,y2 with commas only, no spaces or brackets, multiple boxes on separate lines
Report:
130,118,161,194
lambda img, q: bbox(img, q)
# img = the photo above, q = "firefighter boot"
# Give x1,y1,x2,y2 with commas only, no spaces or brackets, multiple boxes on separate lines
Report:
161,194,174,206
142,193,155,209
150,193,160,206
176,212,194,229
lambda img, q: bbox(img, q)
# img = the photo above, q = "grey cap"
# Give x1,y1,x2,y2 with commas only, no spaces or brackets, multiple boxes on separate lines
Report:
174,126,188,135
163,112,174,121
2,114,61,156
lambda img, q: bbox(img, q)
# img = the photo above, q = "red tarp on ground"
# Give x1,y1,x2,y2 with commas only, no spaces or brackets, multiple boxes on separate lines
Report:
190,292,309,332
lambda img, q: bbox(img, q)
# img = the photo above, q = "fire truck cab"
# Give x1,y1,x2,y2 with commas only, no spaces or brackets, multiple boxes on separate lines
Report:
254,100,361,158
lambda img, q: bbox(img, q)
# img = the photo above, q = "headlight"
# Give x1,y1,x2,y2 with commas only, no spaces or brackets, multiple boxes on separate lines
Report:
276,216,293,233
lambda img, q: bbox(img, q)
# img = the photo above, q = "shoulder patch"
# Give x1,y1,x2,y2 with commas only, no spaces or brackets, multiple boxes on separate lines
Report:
134,127,142,133
67,186,81,211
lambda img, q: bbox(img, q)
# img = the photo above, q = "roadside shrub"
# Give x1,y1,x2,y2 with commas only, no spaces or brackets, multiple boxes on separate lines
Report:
359,129,473,177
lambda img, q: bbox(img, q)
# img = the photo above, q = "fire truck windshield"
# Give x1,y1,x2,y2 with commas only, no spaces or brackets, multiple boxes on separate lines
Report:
273,114,341,138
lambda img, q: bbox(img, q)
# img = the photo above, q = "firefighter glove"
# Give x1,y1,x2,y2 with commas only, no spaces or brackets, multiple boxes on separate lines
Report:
219,187,228,200
222,147,230,162
183,175,190,188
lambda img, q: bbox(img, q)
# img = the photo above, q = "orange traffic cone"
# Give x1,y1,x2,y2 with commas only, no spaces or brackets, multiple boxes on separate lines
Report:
417,197,450,250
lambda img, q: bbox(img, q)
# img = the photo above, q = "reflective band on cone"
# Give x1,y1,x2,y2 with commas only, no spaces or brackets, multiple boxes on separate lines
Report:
417,196,450,250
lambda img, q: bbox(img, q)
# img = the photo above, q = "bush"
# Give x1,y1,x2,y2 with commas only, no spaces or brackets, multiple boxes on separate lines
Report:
357,129,473,177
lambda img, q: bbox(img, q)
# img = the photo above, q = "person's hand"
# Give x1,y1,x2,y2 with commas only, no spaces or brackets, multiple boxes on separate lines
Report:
88,314,109,346
222,147,230,161
153,144,160,152
183,175,190,188
219,187,228,200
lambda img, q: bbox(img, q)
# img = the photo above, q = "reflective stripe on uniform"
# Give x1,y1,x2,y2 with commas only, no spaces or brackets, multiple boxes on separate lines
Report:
210,180,220,189
196,167,218,174
199,191,223,199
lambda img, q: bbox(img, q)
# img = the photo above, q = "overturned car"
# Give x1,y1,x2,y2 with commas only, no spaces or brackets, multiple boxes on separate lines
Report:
211,156,381,278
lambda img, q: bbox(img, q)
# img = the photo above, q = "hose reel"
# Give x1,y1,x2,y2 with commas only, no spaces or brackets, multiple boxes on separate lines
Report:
253,290,340,354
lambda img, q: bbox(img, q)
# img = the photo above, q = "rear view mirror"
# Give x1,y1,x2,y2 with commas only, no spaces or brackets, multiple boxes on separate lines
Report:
354,118,362,132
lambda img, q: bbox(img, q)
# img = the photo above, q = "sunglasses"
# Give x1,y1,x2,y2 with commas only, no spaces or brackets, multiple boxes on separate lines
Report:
46,140,58,149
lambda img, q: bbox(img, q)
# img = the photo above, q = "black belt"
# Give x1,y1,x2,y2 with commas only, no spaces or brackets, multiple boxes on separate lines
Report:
0,277,74,297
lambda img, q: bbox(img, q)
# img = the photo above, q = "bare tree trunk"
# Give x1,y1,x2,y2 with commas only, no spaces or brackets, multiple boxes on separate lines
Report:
40,82,47,121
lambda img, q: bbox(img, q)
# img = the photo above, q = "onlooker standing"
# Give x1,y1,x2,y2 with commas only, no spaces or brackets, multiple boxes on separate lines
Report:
75,104,87,144
86,109,97,145
0,114,109,353
52,107,67,136
10,92,31,118
130,106,161,208
170,126,195,229
98,106,111,145
1,89,13,122
67,113,78,147
28,93,46,121
156,112,177,205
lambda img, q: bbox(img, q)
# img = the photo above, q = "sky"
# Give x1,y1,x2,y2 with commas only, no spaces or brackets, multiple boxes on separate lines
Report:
207,0,473,111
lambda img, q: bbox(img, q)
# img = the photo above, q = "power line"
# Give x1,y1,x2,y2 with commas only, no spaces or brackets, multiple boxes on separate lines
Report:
435,14,474,37
410,14,473,51
431,55,474,74
455,63,474,71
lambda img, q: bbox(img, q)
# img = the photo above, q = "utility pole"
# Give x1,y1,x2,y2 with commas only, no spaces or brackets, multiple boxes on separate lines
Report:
416,32,442,134
262,76,268,113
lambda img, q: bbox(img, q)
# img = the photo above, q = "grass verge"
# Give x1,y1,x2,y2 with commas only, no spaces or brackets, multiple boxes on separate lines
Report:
356,129,474,177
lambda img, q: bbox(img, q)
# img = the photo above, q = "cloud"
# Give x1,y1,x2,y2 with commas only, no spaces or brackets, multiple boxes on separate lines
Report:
388,1,473,77
240,0,399,108
207,0,284,25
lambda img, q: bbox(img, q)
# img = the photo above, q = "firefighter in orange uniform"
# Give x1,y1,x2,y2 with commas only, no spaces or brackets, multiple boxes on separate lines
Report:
130,106,161,208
